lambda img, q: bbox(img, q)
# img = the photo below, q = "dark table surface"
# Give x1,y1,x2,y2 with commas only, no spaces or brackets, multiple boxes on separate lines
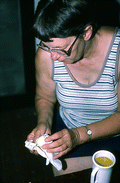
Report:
34,168,92,183
31,161,120,183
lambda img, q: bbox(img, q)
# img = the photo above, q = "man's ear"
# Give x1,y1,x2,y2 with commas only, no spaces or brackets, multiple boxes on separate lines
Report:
83,25,93,41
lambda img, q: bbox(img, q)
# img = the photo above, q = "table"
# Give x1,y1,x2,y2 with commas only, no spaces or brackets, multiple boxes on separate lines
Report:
31,163,120,183
41,168,91,183
32,168,91,183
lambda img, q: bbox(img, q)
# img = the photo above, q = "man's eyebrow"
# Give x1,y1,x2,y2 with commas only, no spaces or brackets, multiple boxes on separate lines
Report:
42,41,67,49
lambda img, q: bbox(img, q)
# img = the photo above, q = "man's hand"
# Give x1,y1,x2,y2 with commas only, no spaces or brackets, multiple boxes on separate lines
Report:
27,122,51,155
42,128,80,159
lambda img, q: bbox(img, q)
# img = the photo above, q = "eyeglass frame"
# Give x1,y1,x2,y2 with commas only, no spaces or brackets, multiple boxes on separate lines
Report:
37,34,80,57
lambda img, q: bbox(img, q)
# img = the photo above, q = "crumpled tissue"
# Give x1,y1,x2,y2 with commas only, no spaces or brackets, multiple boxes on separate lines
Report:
25,134,62,171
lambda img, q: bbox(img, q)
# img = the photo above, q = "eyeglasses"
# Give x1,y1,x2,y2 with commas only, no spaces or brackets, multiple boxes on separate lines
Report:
37,34,80,57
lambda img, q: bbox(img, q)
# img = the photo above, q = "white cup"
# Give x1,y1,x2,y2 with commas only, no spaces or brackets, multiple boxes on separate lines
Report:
90,150,116,183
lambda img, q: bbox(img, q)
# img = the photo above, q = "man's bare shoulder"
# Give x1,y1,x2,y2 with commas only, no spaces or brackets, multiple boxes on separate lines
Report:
35,48,53,78
35,48,56,102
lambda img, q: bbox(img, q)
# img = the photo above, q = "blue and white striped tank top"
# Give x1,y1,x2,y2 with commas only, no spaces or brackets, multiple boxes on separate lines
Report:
53,28,120,129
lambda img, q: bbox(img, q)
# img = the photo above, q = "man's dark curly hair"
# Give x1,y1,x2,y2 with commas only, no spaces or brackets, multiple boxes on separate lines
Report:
33,0,119,42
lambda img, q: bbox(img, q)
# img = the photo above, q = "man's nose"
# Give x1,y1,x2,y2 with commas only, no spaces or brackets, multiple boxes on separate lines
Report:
50,52,61,61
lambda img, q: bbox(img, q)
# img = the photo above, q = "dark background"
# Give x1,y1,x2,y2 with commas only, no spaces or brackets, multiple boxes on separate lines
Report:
0,0,35,112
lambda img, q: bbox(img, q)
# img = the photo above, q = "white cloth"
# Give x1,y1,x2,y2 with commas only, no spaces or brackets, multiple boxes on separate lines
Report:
25,134,62,171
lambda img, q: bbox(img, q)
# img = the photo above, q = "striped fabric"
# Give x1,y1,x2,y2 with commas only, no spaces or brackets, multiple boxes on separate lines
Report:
53,28,120,129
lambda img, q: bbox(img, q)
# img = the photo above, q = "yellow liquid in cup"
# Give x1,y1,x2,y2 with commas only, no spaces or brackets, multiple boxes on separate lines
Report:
95,156,113,167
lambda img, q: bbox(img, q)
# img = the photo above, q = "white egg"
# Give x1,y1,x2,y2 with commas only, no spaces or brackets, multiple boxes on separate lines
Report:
36,134,49,147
